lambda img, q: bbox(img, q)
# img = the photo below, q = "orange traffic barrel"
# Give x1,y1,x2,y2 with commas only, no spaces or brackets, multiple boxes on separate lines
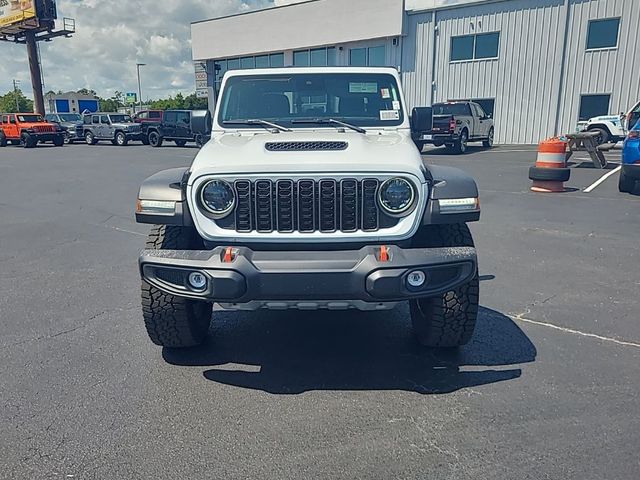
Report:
529,138,571,193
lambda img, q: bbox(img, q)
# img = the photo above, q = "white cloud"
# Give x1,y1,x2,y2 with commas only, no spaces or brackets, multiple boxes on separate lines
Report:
1,0,272,100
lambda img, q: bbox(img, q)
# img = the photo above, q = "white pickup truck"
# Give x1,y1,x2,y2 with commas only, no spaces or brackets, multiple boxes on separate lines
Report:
578,100,640,144
135,67,481,350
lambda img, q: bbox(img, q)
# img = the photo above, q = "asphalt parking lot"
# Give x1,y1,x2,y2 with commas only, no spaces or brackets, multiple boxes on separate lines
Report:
1,142,639,479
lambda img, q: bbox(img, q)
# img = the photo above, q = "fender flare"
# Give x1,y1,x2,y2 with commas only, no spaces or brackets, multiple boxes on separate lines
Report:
423,165,480,224
135,168,194,226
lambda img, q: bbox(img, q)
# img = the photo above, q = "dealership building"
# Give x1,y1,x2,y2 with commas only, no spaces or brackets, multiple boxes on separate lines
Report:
191,0,639,144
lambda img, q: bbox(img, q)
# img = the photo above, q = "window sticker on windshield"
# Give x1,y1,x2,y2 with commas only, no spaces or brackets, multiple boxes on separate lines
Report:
392,100,401,110
349,82,378,94
380,110,400,121
381,88,390,99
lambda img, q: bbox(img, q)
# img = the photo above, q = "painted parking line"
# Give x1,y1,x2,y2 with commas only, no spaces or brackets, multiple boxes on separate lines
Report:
583,166,622,192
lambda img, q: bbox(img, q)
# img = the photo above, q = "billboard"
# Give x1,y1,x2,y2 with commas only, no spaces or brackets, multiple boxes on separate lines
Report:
0,0,36,29
125,93,137,104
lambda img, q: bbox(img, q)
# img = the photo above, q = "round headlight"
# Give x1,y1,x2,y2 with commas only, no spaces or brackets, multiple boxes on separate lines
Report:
200,180,235,216
378,178,416,215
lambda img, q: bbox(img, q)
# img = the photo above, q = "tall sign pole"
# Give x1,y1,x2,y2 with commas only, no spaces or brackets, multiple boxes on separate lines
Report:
136,63,145,114
25,31,44,114
1,1,75,114
13,79,21,111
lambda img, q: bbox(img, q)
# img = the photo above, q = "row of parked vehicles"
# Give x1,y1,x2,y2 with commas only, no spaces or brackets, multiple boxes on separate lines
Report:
0,109,212,149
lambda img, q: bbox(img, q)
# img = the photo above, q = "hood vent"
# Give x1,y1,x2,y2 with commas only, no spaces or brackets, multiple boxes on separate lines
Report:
265,141,348,152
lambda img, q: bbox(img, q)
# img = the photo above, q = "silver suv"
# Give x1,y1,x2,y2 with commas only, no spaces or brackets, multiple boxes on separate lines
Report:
83,113,143,146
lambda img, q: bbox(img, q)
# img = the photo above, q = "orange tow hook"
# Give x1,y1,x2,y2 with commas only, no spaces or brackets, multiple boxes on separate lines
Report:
379,246,390,263
222,247,236,263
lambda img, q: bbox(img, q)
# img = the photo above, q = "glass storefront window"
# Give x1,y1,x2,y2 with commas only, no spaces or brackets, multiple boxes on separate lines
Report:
368,46,386,66
255,55,269,68
350,48,367,66
270,53,284,67
310,48,327,66
294,50,310,66
240,57,255,69
327,47,337,66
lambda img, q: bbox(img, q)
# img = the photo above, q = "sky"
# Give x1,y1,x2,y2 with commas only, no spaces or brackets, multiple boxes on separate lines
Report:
1,0,473,101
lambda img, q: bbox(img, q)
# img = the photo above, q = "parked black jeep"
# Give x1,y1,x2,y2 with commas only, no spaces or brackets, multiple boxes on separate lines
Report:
142,110,212,148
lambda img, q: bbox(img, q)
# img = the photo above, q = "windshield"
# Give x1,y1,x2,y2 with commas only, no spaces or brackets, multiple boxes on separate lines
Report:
59,114,82,122
17,115,44,123
433,103,471,116
109,115,132,123
219,73,404,128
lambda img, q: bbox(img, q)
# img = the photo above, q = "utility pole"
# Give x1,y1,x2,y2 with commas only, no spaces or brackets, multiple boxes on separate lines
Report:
136,63,146,114
13,79,21,112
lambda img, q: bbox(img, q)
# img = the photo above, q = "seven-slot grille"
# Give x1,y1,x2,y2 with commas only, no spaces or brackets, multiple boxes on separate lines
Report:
232,179,381,233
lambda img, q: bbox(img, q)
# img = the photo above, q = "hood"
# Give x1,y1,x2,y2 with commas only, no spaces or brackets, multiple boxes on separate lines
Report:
60,121,83,128
189,130,425,182
589,115,622,124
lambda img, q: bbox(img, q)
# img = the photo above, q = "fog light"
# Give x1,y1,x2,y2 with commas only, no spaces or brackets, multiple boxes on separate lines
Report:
188,272,207,291
407,270,427,288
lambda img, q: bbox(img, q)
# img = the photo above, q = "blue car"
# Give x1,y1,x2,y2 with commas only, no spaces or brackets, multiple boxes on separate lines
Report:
620,119,640,193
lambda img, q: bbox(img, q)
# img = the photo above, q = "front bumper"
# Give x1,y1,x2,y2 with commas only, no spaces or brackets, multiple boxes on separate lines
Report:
139,245,477,306
30,132,63,142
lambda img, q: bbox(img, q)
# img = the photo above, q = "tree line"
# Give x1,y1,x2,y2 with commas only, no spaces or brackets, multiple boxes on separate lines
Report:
72,89,208,112
0,88,208,113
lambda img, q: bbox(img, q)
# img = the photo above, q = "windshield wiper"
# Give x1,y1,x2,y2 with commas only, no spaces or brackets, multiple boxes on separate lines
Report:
223,119,291,133
291,118,367,134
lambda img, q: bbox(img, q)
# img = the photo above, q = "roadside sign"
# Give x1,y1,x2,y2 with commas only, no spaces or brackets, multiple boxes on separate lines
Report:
125,92,137,104
195,63,209,99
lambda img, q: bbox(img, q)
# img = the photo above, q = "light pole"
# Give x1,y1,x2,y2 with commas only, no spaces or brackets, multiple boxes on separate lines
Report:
136,63,146,113
13,79,21,112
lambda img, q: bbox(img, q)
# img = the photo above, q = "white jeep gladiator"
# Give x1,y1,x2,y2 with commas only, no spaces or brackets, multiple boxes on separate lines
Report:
135,67,481,349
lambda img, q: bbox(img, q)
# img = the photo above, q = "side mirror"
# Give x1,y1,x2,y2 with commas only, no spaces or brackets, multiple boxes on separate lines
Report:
411,107,433,133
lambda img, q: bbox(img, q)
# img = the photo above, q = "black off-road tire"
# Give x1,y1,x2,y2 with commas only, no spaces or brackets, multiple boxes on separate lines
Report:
21,132,36,148
0,132,6,147
141,225,212,348
141,135,150,145
85,131,98,145
175,139,187,147
588,127,610,145
115,131,128,146
618,170,635,193
148,131,163,148
454,129,468,154
53,134,65,147
409,223,479,348
483,127,494,148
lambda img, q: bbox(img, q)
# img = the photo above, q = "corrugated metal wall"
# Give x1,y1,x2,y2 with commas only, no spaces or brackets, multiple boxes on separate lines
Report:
402,0,639,144
557,0,640,135
401,12,434,110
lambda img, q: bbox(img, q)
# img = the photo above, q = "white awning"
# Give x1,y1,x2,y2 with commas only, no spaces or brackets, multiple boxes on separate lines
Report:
191,0,404,61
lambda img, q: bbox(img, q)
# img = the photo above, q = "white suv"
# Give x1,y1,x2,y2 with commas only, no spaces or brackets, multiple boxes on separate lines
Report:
135,67,482,349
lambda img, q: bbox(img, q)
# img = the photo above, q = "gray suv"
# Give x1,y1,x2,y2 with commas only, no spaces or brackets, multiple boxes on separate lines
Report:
83,113,143,146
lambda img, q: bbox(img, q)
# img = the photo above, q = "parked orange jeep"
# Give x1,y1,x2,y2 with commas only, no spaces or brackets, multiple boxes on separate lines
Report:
0,113,65,148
